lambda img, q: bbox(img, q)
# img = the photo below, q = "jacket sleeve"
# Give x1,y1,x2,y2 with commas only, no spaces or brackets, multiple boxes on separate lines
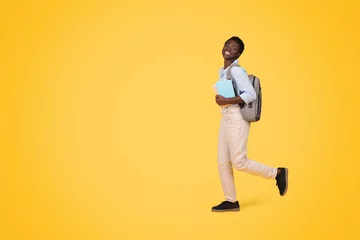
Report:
230,67,256,104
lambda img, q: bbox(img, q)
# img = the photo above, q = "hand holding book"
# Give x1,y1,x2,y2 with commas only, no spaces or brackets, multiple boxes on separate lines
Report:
212,80,235,108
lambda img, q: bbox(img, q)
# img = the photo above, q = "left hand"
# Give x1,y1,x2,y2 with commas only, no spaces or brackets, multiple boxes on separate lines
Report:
215,95,227,106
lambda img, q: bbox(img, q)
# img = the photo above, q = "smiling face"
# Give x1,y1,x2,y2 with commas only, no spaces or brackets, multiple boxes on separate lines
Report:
222,39,241,61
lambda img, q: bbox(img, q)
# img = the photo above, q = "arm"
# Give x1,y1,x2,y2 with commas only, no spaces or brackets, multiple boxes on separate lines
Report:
216,95,245,105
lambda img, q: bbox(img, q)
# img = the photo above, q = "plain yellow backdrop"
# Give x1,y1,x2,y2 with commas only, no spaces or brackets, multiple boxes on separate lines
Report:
1,0,360,239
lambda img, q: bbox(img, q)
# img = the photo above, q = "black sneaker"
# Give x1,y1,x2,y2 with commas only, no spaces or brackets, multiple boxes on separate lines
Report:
211,201,240,212
275,167,288,196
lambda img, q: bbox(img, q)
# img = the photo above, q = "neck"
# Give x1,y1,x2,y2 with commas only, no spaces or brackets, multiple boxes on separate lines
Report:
224,59,234,69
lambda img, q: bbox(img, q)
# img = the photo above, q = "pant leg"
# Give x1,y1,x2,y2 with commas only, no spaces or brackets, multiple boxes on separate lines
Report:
225,105,277,179
218,117,237,202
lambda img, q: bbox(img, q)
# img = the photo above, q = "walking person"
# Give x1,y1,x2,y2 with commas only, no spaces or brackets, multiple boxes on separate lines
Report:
212,36,288,212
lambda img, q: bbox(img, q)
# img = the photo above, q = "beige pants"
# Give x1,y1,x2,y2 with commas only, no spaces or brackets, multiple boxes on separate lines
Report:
218,105,277,202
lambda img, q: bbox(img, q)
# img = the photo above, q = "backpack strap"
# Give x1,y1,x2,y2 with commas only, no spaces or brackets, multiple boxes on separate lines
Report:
226,63,245,108
226,63,240,80
226,63,241,96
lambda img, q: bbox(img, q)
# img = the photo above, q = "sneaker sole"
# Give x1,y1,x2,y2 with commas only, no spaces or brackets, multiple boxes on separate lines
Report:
281,168,289,196
211,208,240,212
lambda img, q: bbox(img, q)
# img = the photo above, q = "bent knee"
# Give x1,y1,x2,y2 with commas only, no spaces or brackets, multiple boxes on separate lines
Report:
232,155,249,170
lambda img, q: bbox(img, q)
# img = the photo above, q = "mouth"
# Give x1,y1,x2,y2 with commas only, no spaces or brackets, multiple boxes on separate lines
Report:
224,51,230,56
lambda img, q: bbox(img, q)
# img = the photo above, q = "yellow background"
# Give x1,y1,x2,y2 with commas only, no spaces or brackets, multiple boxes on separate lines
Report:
1,0,360,239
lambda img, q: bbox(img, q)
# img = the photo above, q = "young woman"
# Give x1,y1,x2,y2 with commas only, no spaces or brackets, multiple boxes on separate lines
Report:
212,36,288,212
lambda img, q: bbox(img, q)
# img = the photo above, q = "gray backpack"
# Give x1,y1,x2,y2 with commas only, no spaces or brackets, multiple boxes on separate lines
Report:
226,64,262,122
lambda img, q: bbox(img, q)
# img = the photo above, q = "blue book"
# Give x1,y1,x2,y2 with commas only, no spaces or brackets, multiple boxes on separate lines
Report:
215,80,235,98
